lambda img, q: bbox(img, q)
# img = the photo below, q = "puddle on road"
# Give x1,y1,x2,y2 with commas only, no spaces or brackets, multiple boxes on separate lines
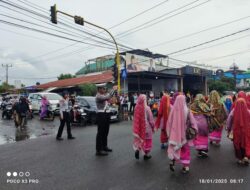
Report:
0,116,58,145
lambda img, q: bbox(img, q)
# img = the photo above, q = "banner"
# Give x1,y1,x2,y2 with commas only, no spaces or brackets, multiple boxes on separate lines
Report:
125,53,156,72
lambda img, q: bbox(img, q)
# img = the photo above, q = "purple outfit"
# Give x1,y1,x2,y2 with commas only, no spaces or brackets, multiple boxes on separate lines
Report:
193,114,209,151
40,98,49,119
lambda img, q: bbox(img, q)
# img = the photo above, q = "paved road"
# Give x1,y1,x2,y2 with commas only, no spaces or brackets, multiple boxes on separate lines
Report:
0,114,59,145
0,120,249,190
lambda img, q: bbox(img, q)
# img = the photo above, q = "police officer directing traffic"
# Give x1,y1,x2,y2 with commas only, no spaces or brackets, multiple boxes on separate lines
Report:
56,91,75,141
95,83,117,156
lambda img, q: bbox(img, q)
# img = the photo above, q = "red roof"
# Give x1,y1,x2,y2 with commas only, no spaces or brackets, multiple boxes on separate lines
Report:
36,71,113,89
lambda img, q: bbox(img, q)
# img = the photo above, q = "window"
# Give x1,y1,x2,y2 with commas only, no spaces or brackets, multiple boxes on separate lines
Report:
33,94,38,100
77,98,89,107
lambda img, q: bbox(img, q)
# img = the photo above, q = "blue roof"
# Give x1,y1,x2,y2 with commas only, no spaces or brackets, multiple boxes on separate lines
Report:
223,73,250,79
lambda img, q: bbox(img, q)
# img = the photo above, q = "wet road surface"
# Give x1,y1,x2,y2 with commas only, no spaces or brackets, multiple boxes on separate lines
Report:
0,113,59,145
0,118,249,190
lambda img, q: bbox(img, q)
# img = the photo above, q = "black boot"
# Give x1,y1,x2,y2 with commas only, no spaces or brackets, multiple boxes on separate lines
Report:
135,150,139,160
104,147,113,152
143,155,152,161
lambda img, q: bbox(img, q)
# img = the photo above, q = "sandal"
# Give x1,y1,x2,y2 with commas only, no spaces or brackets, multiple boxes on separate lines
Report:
243,157,249,166
169,160,175,172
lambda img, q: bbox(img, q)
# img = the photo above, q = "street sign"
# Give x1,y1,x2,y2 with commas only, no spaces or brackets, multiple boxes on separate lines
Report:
121,69,127,79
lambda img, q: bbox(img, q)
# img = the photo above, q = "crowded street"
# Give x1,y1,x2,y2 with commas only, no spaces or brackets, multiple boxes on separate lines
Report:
1,0,250,189
0,115,249,190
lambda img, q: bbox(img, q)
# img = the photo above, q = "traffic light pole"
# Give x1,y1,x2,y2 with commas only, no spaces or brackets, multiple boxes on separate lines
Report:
55,9,121,94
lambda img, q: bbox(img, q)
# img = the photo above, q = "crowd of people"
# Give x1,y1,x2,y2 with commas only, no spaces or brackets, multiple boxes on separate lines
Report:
132,90,250,173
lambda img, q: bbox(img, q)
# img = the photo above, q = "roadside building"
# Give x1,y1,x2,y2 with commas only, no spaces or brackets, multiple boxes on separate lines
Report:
35,49,212,96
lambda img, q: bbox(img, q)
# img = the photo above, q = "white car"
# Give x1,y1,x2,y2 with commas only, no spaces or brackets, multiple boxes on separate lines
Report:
28,92,62,114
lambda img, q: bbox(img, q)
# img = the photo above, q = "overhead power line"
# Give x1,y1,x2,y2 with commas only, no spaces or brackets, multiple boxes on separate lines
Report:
174,33,250,57
198,48,250,63
148,15,250,49
1,0,133,51
0,27,72,45
167,27,250,55
0,1,132,50
0,13,121,50
0,19,119,51
108,0,170,30
116,0,211,38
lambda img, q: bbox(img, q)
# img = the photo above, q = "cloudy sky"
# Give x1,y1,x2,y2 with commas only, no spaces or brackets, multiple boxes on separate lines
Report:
0,0,250,86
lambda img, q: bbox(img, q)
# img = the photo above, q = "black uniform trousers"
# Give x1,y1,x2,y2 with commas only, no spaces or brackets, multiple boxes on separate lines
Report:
57,112,73,138
96,112,110,152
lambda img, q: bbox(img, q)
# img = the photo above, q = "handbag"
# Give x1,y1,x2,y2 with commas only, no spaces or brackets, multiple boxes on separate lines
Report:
228,131,233,140
186,111,197,140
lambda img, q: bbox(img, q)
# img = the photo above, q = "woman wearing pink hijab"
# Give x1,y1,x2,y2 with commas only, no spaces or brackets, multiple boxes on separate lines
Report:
133,94,155,160
167,95,198,173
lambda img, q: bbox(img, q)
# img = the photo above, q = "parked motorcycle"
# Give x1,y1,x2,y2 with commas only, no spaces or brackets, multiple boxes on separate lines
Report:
70,105,87,127
1,103,13,119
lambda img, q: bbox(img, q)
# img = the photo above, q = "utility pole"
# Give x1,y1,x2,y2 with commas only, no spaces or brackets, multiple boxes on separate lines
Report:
230,62,239,89
2,64,12,85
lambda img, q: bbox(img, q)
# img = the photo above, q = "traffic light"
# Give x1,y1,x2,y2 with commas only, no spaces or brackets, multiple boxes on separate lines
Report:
50,4,57,24
74,16,84,26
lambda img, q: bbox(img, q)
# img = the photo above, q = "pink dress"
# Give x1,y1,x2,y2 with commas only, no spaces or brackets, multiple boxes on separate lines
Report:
193,114,209,151
167,95,198,167
144,106,155,154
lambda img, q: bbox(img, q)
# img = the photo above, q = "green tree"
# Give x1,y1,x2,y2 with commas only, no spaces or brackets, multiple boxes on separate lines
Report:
0,82,14,93
220,77,235,90
208,77,236,94
78,84,97,96
57,73,75,80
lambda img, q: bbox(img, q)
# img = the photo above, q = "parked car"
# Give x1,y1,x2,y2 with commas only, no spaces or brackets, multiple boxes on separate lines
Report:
76,96,119,124
28,92,62,114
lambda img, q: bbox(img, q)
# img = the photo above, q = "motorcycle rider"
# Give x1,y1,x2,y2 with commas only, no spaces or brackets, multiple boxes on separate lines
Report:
40,96,49,120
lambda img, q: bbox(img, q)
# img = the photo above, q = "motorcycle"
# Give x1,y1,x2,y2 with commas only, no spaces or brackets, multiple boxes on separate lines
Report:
1,103,13,119
40,104,55,121
70,105,87,127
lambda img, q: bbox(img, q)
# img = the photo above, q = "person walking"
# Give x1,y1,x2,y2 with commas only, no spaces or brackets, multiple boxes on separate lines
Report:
155,95,171,149
226,98,250,165
133,94,155,160
129,93,135,113
95,84,117,156
208,90,228,146
190,94,210,158
56,91,75,141
167,95,197,173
